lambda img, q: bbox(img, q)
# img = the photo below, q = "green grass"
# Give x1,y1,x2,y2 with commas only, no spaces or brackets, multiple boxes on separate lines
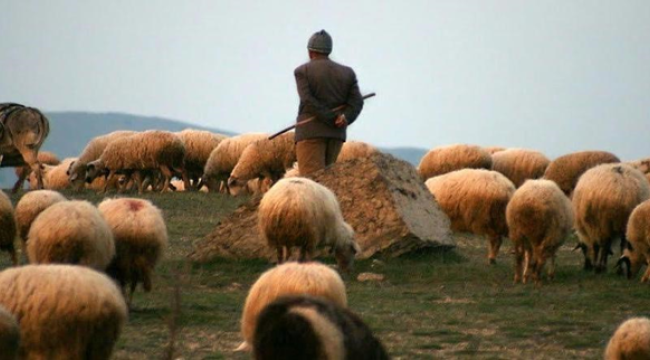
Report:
3,190,649,359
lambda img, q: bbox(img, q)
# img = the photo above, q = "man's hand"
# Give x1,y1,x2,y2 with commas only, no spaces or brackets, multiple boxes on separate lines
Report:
335,114,348,128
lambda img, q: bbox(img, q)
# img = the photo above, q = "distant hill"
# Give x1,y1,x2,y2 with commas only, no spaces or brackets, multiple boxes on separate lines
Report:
0,111,426,188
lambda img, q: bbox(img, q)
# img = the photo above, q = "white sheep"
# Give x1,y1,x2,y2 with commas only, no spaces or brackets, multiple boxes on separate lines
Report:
253,295,389,360
98,198,167,305
0,264,127,359
491,148,550,187
0,190,17,265
27,200,115,271
258,177,360,271
239,262,348,352
14,189,67,248
418,144,493,180
28,157,77,190
605,317,650,360
618,199,650,281
573,164,650,273
175,129,228,189
506,179,574,284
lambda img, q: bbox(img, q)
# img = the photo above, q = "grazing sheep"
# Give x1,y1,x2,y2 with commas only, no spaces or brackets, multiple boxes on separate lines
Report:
13,151,59,192
0,265,127,359
573,164,650,273
258,177,359,271
618,200,650,281
98,198,167,305
425,169,515,264
202,133,268,192
0,305,19,360
491,148,550,187
228,132,296,196
483,146,507,155
175,129,228,189
27,200,115,271
28,157,77,190
239,262,348,351
543,150,620,196
254,295,389,360
85,130,188,193
0,191,17,265
506,180,574,284
67,130,137,190
15,190,67,246
337,141,380,162
417,144,492,180
605,317,650,360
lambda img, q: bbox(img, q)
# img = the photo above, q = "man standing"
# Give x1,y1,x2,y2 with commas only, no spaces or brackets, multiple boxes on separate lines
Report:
294,30,364,176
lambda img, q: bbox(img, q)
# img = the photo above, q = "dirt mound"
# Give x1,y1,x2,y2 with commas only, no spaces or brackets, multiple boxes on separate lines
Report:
189,153,454,262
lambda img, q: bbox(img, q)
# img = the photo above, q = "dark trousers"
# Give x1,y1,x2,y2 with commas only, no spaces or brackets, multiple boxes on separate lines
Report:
296,138,344,176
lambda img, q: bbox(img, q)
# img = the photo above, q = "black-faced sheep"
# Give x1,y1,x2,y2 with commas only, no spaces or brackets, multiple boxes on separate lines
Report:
0,190,17,265
254,295,389,360
67,130,137,190
239,262,348,351
605,317,650,360
98,198,167,305
573,164,650,273
506,179,573,284
425,169,516,264
0,305,19,360
85,130,188,193
491,148,550,187
14,190,67,247
337,141,380,163
543,150,620,196
0,265,127,359
258,177,359,271
27,200,115,271
418,144,493,180
618,199,650,281
175,129,228,189
228,131,296,196
202,133,268,192
13,151,59,192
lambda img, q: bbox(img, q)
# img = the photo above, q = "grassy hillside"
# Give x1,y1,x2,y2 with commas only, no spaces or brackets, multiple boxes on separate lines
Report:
1,190,646,359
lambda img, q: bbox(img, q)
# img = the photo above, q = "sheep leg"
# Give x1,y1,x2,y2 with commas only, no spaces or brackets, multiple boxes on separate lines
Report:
547,256,556,281
133,171,144,194
15,148,42,192
487,235,502,265
513,243,525,284
159,165,173,192
102,171,117,194
11,165,29,193
640,266,650,283
276,246,284,264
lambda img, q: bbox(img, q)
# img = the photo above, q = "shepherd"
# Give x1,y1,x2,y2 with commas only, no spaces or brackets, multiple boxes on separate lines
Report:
293,30,365,176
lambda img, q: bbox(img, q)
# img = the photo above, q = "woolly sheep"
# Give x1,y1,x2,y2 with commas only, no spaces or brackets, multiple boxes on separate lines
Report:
0,305,19,360
28,157,76,190
258,177,359,271
202,132,268,192
283,162,300,178
627,157,650,183
0,265,127,359
418,144,492,180
573,164,650,273
618,200,650,281
13,151,59,193
337,141,380,162
228,132,296,196
426,169,516,264
98,198,167,305
506,179,574,284
254,295,389,360
27,200,115,271
85,130,188,193
175,129,228,189
67,130,137,190
483,146,507,155
491,148,550,187
0,191,17,265
15,190,66,246
543,150,620,196
605,317,650,360
239,262,348,351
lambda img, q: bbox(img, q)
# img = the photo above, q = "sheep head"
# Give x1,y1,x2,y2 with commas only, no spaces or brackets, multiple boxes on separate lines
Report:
333,223,360,273
617,243,646,280
227,176,245,196
85,160,107,183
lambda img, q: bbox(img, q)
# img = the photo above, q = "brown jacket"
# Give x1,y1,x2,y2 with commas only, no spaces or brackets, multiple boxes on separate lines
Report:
294,57,364,142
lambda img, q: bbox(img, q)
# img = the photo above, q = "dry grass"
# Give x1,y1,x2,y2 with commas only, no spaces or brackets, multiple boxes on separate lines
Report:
2,190,648,359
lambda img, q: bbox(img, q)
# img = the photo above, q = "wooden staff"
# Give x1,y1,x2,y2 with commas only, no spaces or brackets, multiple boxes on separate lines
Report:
269,93,376,140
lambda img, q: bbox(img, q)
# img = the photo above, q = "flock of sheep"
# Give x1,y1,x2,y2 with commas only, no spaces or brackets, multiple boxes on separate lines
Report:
0,120,650,357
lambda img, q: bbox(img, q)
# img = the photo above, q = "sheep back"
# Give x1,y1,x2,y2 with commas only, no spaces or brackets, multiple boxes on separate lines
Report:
240,262,347,347
98,198,167,293
425,169,515,238
483,146,507,155
15,190,67,241
605,317,650,360
543,150,620,196
491,148,550,187
0,305,19,360
203,133,268,189
100,130,185,172
176,129,228,175
68,130,137,186
230,132,296,182
27,200,115,271
337,141,380,162
0,265,127,360
418,144,492,180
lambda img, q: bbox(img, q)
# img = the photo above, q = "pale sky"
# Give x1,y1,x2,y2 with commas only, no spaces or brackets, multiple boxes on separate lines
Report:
1,1,649,160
